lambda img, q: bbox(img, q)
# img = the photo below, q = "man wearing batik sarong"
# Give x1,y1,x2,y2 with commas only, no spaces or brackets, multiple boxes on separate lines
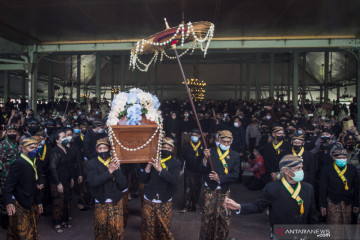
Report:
319,144,359,224
200,130,240,240
140,137,180,240
87,138,128,240
3,138,43,240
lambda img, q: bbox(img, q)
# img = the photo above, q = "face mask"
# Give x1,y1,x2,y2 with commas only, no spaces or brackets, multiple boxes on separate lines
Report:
98,151,111,160
287,129,294,135
184,114,189,117
298,130,303,135
234,122,239,127
61,138,69,147
161,149,172,158
292,145,302,152
276,136,285,142
215,141,220,147
28,126,38,135
7,134,17,140
290,169,304,182
95,111,99,115
306,132,313,138
66,125,71,128
191,136,199,142
74,129,80,134
346,145,355,151
28,149,37,159
41,140,45,145
74,116,78,120
266,116,271,120
98,128,105,134
37,146,43,153
320,136,330,143
66,136,73,142
219,144,230,151
335,159,347,168
172,116,176,120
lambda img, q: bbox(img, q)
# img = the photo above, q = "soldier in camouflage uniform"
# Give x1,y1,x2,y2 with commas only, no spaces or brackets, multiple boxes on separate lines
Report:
0,124,20,228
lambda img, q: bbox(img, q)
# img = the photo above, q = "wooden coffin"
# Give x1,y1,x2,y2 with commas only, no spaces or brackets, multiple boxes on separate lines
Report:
110,117,160,164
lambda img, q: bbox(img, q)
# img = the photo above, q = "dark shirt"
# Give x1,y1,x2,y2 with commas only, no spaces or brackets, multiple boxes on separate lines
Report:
84,129,106,160
3,156,41,209
48,146,73,185
319,163,359,208
263,141,291,178
181,140,205,172
86,157,128,204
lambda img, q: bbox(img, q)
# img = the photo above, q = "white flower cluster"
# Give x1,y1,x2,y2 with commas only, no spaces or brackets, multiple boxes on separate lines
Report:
106,88,162,126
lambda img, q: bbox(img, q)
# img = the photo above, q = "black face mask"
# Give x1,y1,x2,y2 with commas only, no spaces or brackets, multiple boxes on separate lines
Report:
276,136,285,142
346,145,355,151
98,151,111,160
7,134,17,140
287,129,294,135
47,127,54,134
320,136,330,143
161,150,172,158
28,126,39,135
306,132,313,138
292,145,302,152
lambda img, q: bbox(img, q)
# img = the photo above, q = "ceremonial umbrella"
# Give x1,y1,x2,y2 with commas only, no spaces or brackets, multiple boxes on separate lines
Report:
130,19,215,170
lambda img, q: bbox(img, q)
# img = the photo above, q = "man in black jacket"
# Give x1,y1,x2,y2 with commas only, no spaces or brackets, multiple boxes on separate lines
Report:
84,119,106,160
87,138,128,240
140,137,180,240
319,145,359,224
200,130,240,240
180,129,204,213
3,138,43,240
225,154,318,239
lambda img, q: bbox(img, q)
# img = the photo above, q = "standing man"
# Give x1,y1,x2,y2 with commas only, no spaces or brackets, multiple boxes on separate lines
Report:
180,129,204,213
200,130,240,240
84,119,106,161
225,155,318,238
87,138,128,240
291,133,316,186
263,125,291,182
319,145,359,224
3,138,43,239
0,124,20,228
140,137,180,240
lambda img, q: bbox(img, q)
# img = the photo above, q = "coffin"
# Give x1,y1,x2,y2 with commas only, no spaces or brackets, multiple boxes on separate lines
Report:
110,117,160,164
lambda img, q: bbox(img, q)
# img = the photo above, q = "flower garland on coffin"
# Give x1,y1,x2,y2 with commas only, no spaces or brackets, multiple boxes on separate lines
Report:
107,88,163,163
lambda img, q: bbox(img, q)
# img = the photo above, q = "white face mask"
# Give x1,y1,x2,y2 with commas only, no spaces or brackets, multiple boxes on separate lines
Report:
215,141,220,147
219,144,230,151
234,122,239,127
266,116,271,120
184,114,189,117
66,136,73,142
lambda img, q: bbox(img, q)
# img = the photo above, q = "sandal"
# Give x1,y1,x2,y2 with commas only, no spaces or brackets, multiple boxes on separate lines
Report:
62,223,72,229
54,225,63,233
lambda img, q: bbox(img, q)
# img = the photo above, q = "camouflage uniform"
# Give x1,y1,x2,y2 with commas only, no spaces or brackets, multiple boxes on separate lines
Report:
0,138,19,213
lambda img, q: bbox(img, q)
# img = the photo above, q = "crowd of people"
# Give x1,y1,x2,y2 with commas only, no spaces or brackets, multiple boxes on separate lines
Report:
0,96,359,240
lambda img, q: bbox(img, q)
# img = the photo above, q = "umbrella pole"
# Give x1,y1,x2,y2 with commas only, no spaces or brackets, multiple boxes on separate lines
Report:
172,47,214,171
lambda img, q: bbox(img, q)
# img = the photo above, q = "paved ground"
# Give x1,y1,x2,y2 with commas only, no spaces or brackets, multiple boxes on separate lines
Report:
0,175,269,240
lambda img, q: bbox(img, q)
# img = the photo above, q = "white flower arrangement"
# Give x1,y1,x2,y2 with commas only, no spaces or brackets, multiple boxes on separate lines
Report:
107,88,162,126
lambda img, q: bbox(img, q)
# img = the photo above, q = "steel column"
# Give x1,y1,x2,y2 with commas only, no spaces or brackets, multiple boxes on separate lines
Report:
357,55,360,127
95,53,101,100
293,51,299,109
269,53,275,98
77,55,81,101
301,53,307,102
120,54,125,91
48,60,54,100
22,74,26,98
246,63,250,100
239,63,243,100
255,53,261,100
287,58,292,102
324,51,329,101
4,71,9,101
30,62,38,114
337,86,340,102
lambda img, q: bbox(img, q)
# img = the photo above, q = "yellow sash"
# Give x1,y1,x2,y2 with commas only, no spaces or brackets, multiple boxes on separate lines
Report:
160,155,172,171
273,141,283,155
80,134,84,141
281,177,304,215
21,153,38,180
98,156,111,167
190,141,201,157
292,147,304,158
40,144,47,161
217,147,229,174
334,163,349,190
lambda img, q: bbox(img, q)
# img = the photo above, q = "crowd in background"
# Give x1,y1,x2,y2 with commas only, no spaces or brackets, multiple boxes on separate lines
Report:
0,95,359,236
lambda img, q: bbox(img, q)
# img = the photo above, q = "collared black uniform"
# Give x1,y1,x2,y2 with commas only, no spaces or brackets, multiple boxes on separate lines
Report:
84,129,106,160
319,163,359,209
240,180,318,226
292,148,316,186
181,140,204,210
263,141,291,181
139,156,181,202
3,156,41,209
203,147,240,193
86,157,128,204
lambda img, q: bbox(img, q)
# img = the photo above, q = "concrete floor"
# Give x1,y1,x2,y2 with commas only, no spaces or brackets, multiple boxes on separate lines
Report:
0,175,269,240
